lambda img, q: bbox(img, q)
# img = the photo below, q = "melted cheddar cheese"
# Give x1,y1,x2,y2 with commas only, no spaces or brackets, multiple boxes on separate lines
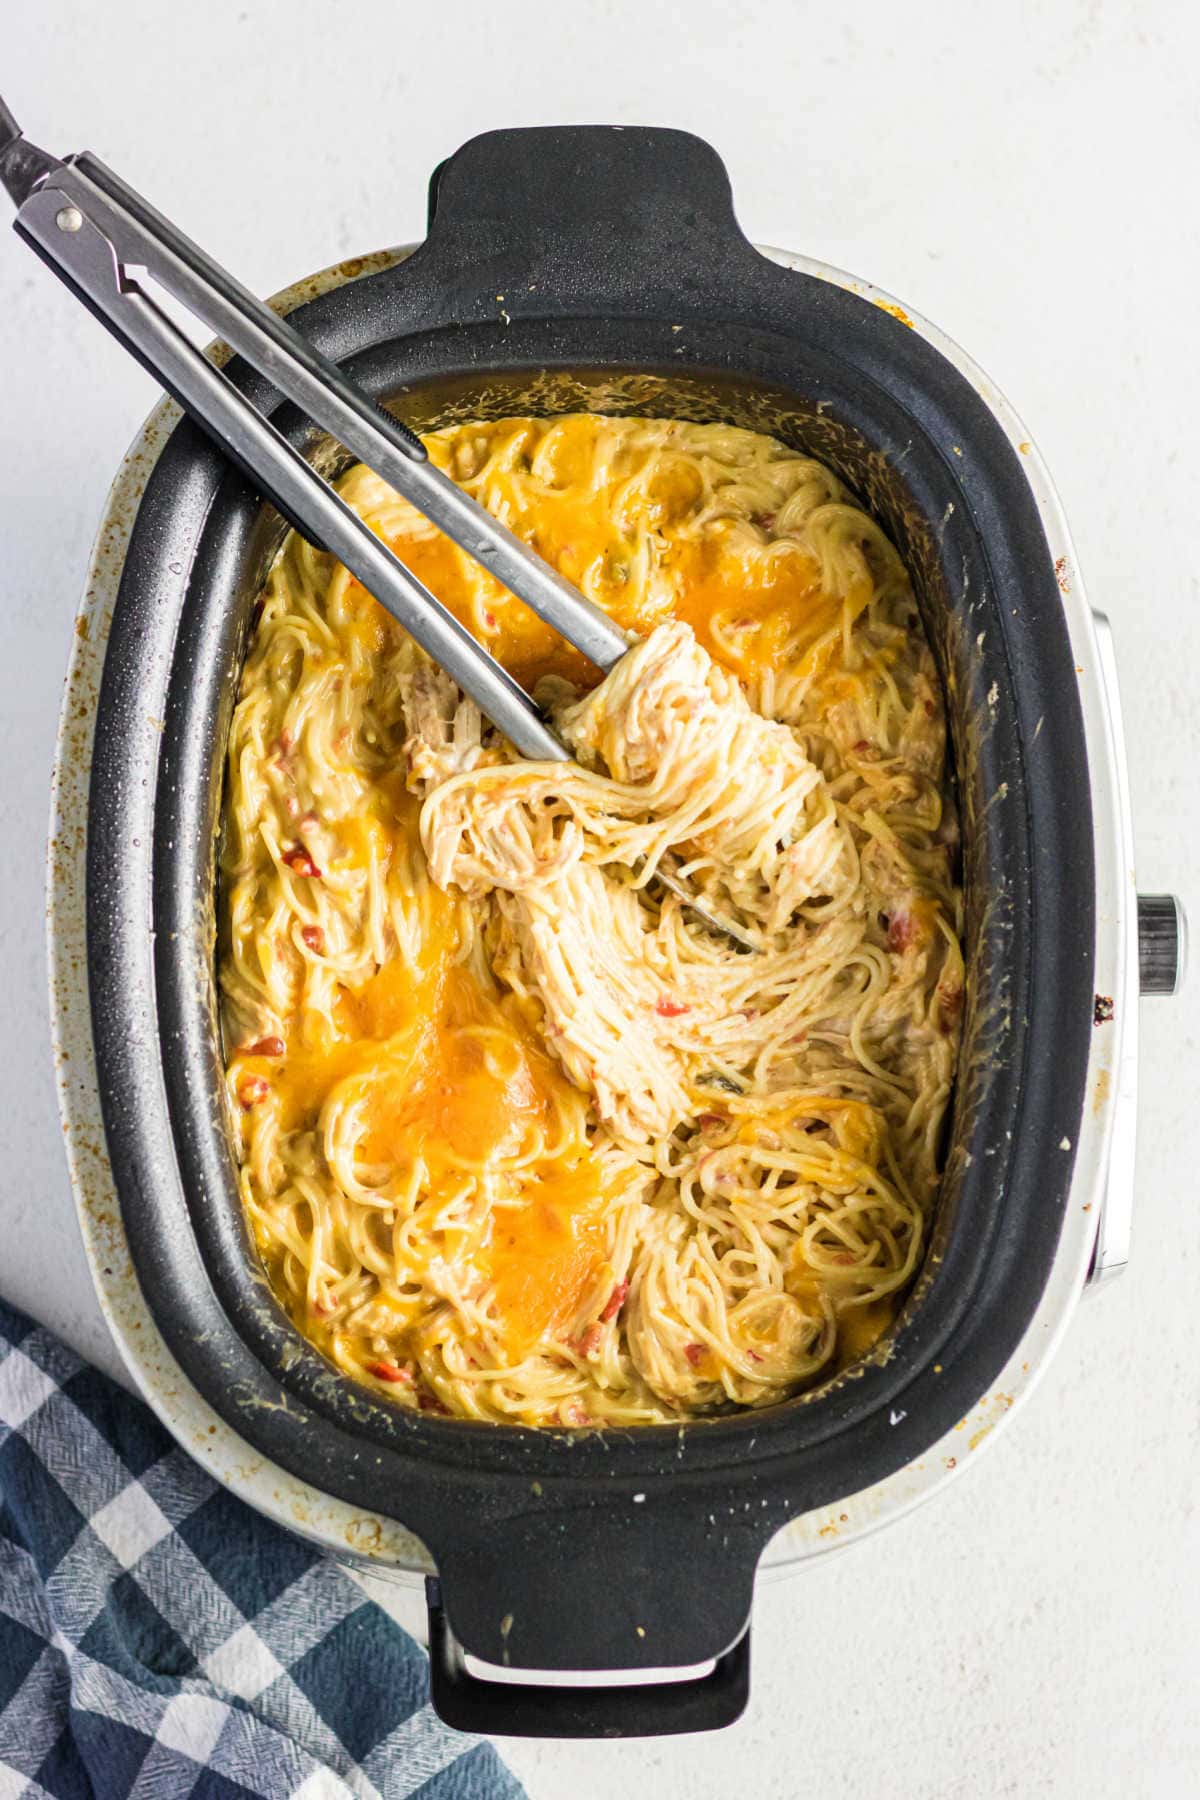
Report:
219,414,962,1425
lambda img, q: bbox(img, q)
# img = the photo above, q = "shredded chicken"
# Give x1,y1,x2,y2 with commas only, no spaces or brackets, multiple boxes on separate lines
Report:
417,621,861,1142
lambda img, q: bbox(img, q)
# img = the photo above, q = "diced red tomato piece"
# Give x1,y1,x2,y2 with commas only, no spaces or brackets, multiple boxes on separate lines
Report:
938,981,964,1022
237,1075,269,1109
684,1342,706,1368
301,924,325,953
655,996,690,1017
600,1279,628,1323
887,909,916,953
367,1359,410,1383
243,1035,285,1058
282,845,321,878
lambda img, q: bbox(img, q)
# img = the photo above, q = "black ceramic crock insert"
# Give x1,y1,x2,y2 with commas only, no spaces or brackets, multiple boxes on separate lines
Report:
86,126,1095,1736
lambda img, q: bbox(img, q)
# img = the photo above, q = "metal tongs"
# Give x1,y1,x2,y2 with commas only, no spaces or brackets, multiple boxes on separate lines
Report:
0,97,755,950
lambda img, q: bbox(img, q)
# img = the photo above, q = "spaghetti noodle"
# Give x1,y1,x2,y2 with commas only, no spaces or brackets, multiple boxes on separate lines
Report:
220,414,963,1425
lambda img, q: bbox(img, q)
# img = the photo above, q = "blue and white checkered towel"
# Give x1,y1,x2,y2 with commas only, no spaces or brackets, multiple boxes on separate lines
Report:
0,1301,526,1799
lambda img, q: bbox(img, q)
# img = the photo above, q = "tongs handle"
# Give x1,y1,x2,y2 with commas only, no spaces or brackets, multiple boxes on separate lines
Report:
85,155,632,672
10,153,569,760
12,128,629,678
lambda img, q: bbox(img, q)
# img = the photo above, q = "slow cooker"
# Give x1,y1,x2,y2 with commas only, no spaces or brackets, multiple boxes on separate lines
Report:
47,126,1184,1737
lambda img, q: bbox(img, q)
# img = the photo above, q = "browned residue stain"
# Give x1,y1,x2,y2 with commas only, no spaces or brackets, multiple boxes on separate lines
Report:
345,1517,384,1554
875,299,915,328
1093,1067,1111,1115
1055,556,1071,594
1018,441,1031,454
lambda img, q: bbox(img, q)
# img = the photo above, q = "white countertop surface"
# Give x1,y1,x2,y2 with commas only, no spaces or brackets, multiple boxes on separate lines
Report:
3,2,1198,1794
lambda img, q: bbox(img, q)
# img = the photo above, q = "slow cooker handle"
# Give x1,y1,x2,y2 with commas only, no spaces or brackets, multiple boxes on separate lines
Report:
411,122,766,321
425,1579,751,1738
416,1490,767,1736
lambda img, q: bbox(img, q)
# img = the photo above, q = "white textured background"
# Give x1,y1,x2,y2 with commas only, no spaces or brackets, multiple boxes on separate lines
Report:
3,2,1198,1795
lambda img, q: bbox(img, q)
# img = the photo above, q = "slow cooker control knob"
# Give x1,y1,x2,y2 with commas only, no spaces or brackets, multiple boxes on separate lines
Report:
1137,894,1186,996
